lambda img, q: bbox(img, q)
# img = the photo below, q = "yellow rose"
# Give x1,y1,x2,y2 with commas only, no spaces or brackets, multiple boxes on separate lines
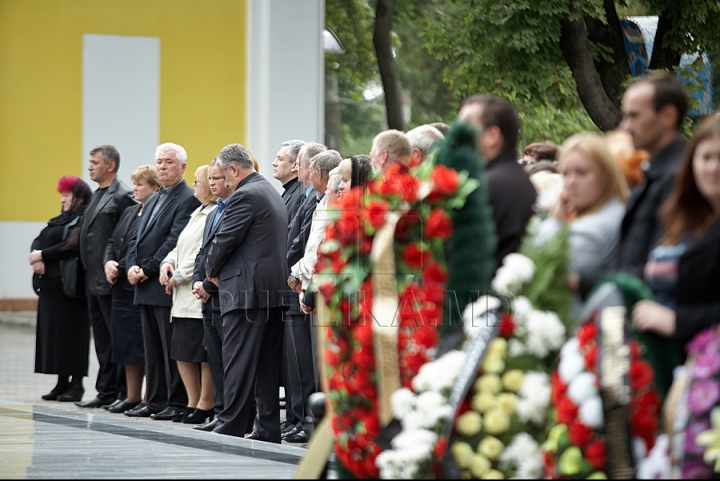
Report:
488,337,508,357
482,469,505,479
501,369,525,392
587,473,608,479
483,408,510,435
497,393,517,414
460,470,472,479
469,454,491,478
452,442,474,469
475,374,502,394
472,391,497,413
478,435,505,460
482,354,506,374
457,411,483,436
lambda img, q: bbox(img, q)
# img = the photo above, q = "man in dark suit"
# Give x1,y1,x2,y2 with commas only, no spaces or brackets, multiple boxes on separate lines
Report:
205,143,289,442
458,94,537,271
190,159,235,433
77,144,136,409
617,73,688,278
124,142,200,419
273,139,306,222
282,141,327,442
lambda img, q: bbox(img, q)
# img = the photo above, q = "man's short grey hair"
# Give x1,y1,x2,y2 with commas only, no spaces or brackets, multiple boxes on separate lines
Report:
407,125,444,155
328,167,341,193
299,142,327,165
310,150,342,179
282,139,305,165
217,143,254,171
156,142,188,164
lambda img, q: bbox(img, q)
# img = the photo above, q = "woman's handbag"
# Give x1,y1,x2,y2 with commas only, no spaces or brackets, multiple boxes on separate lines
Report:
59,217,86,299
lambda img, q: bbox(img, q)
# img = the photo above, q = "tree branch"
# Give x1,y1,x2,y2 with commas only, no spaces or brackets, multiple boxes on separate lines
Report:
373,0,404,131
559,9,622,131
648,11,681,71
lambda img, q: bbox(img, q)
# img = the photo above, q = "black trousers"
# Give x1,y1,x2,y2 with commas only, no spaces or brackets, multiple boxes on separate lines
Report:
214,307,283,442
140,304,187,413
87,291,125,400
283,313,317,431
203,308,224,415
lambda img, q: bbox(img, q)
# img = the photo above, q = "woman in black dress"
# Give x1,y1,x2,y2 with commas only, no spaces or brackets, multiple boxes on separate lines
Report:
30,175,92,402
103,165,160,413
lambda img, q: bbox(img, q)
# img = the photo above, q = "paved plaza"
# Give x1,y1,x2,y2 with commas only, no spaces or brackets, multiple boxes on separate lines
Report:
0,313,306,479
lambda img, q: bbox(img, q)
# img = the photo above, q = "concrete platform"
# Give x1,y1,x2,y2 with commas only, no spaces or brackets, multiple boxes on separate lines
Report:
0,316,307,479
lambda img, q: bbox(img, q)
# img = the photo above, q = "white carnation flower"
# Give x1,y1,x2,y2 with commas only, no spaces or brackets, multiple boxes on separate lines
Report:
499,432,541,474
567,372,598,405
390,428,438,452
507,338,526,357
578,395,604,429
558,352,585,383
515,372,551,425
516,452,545,479
491,254,535,295
412,350,467,393
525,310,566,358
511,296,533,326
463,296,502,339
390,387,416,421
560,337,581,359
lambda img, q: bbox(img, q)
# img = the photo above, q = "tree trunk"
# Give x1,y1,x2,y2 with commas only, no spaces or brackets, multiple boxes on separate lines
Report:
373,0,404,131
648,11,682,71
584,0,629,106
559,8,622,131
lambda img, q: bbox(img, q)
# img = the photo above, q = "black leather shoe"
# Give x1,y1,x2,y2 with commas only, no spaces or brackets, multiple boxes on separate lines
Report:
281,426,301,439
183,408,214,424
283,429,310,443
151,407,183,421
172,407,193,423
104,399,124,411
124,404,151,417
58,387,84,403
108,400,141,414
193,418,219,432
280,420,296,434
75,396,113,408
245,430,263,440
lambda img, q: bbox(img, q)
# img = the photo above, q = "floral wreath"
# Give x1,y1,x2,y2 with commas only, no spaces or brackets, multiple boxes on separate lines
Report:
667,325,720,478
316,159,478,478
376,251,571,479
542,319,662,479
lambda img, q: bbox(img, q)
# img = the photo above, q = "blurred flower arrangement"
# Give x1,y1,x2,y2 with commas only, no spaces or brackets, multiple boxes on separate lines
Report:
542,320,663,479
668,325,720,478
316,158,478,478
377,249,573,479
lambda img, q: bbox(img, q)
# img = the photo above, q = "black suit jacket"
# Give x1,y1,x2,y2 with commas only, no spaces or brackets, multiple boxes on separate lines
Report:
104,203,142,291
282,178,305,225
486,151,537,270
205,173,290,314
80,177,137,296
193,204,223,314
287,187,318,269
126,180,200,307
618,139,686,278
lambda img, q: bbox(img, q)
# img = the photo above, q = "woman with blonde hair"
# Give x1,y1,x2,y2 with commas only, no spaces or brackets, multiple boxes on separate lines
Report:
103,165,161,413
538,132,629,304
159,164,217,424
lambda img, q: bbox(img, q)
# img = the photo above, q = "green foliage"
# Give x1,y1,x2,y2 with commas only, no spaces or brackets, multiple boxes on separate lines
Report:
520,106,600,150
520,219,574,327
338,99,384,157
435,123,497,330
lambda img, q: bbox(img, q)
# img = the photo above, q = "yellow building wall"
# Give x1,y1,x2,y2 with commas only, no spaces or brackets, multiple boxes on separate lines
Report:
0,0,246,222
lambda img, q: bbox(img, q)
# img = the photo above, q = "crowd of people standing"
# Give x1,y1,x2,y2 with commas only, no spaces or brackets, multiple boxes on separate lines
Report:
29,71,720,446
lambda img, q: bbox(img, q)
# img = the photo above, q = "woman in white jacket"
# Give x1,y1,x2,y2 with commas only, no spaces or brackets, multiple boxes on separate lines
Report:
160,165,217,424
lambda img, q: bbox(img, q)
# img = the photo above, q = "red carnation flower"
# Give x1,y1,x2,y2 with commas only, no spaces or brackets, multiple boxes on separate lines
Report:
434,437,449,459
414,326,440,349
403,243,429,269
584,344,599,372
630,360,654,390
568,420,593,448
430,164,460,196
318,281,336,301
405,351,428,374
551,371,567,403
584,440,606,471
577,321,598,348
365,199,389,229
556,395,579,425
499,313,516,338
424,262,448,283
354,323,374,348
424,208,453,240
